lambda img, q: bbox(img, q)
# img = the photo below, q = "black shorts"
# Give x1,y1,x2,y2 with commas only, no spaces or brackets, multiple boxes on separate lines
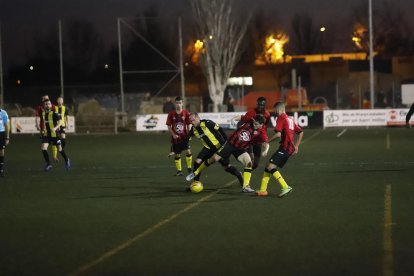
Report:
41,136,62,146
217,142,246,160
268,148,290,168
0,132,6,149
172,140,190,154
198,146,230,167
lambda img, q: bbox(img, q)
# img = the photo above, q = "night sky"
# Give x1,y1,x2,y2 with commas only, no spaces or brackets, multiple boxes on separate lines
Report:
1,0,413,66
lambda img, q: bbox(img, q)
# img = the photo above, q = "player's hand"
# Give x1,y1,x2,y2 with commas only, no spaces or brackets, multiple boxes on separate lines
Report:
294,146,299,154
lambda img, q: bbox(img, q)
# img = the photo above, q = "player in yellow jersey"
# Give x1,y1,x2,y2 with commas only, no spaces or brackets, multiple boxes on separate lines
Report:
40,99,70,171
52,97,69,161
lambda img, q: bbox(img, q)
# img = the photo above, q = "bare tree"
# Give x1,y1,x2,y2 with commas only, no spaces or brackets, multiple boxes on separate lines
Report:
190,0,250,112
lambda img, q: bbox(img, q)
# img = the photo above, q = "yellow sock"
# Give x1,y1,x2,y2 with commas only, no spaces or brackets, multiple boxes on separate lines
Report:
52,145,58,159
194,162,206,176
259,171,271,192
273,170,288,189
242,167,252,188
186,154,192,171
175,157,182,172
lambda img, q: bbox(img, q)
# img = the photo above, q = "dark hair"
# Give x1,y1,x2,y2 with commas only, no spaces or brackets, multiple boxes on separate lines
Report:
175,96,183,102
257,97,266,105
254,114,265,124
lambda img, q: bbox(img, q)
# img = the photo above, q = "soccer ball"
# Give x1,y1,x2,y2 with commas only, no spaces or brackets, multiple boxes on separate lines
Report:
190,181,204,193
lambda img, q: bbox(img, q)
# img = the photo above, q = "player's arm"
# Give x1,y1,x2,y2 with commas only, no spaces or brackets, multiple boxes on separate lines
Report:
268,131,281,143
4,119,10,146
167,125,178,139
261,142,269,157
294,131,304,154
53,113,62,132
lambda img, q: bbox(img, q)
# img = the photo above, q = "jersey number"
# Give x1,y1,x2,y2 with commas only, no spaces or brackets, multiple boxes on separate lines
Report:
288,117,294,130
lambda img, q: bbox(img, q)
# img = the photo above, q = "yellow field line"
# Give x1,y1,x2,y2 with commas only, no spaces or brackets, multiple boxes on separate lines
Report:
383,184,394,276
69,180,237,276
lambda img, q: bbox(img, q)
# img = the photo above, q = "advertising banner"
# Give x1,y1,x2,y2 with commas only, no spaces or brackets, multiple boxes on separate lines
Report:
323,109,410,127
11,116,76,134
136,111,323,131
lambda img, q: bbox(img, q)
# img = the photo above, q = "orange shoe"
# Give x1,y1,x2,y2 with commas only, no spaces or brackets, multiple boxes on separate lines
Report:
255,191,268,197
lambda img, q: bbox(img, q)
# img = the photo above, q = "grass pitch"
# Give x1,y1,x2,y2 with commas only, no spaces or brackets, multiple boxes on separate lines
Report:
0,128,413,275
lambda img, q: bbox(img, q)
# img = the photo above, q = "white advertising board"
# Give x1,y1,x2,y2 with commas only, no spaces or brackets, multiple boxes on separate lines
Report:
401,84,414,105
11,116,76,134
136,112,245,131
323,109,410,127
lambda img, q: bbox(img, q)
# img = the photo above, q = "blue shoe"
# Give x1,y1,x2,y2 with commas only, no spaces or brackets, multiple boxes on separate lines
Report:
44,164,53,172
65,159,71,170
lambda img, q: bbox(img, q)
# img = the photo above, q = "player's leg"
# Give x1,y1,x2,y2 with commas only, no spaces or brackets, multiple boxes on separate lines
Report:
185,148,192,173
237,151,254,192
41,140,52,171
257,149,292,197
252,144,262,170
186,153,221,181
172,143,183,176
0,133,6,176
56,139,70,170
0,149,5,177
219,158,243,186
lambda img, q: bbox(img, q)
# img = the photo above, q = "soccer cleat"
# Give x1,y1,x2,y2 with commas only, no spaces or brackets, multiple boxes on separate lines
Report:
242,185,255,193
167,152,175,158
278,186,293,198
174,171,183,176
65,159,71,170
185,172,195,181
255,191,268,197
44,164,53,172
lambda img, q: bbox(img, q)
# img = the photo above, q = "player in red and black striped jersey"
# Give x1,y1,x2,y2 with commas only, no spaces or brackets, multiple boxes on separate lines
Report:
232,96,271,170
40,99,70,172
166,96,192,176
256,102,303,198
186,114,269,193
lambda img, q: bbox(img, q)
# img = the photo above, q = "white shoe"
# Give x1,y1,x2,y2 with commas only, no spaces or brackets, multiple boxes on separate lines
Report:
186,172,195,181
242,185,255,193
278,186,292,197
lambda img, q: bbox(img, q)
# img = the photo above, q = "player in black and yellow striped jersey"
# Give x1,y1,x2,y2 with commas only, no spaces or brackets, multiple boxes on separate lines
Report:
40,99,70,172
187,113,243,188
52,97,69,161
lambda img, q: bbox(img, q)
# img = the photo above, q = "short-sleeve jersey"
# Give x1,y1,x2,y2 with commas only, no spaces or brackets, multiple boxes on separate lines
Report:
0,109,9,132
54,105,68,127
274,113,302,155
188,119,226,150
166,109,191,144
41,110,62,138
228,121,268,149
240,108,270,143
36,103,56,130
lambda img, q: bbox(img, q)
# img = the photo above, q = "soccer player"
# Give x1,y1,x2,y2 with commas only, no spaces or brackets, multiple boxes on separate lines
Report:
0,108,10,177
40,99,70,172
52,97,69,161
256,102,303,197
187,113,243,188
166,96,192,176
186,114,269,193
406,102,414,128
232,96,270,170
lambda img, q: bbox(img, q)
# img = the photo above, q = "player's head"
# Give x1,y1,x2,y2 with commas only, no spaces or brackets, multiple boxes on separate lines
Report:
256,97,267,112
274,102,286,116
252,114,265,129
189,113,201,126
175,96,183,110
42,95,50,102
57,97,64,105
43,99,52,111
